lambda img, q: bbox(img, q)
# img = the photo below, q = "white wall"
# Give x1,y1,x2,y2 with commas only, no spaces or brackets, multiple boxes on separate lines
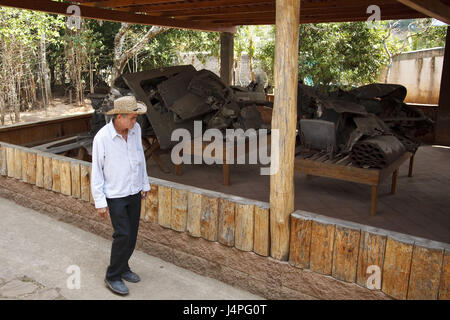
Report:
380,48,444,105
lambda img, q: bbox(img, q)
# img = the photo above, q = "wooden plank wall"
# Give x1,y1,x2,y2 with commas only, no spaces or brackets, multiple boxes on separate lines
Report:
0,142,93,206
145,177,271,257
1,141,448,300
289,211,450,300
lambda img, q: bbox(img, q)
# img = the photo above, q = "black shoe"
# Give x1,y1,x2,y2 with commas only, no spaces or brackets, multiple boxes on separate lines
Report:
121,271,141,283
104,278,129,295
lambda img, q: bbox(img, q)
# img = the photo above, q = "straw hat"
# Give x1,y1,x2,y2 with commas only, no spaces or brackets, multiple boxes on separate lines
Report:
106,96,147,115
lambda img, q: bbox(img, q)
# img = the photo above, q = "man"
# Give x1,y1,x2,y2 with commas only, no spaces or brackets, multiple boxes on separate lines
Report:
91,95,150,295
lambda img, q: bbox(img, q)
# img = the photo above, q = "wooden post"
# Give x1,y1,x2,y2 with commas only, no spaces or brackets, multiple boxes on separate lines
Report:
0,145,7,176
220,32,234,85
146,184,159,223
51,158,61,193
60,160,72,196
71,161,81,199
43,156,53,190
171,188,188,232
200,195,219,241
35,154,44,188
14,148,22,180
218,198,235,247
234,203,255,252
80,164,91,202
187,191,202,237
253,206,270,256
21,150,27,182
436,26,450,145
382,236,414,300
6,147,14,178
269,0,300,260
370,186,378,216
391,169,398,194
158,185,172,228
289,214,312,268
356,231,387,288
26,152,37,185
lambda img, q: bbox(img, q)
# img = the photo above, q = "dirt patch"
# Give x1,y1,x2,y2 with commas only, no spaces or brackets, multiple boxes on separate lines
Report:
1,98,93,127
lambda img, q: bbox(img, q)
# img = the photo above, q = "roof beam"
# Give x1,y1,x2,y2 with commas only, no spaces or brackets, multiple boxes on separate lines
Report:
396,0,450,24
0,0,236,32
79,0,182,8
158,4,276,18
124,0,275,13
178,4,423,22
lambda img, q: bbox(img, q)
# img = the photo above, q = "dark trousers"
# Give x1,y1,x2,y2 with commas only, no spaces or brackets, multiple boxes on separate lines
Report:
105,192,141,281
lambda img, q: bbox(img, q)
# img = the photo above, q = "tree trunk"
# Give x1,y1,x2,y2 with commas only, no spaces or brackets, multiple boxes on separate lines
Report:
40,32,52,107
109,24,169,86
90,56,94,94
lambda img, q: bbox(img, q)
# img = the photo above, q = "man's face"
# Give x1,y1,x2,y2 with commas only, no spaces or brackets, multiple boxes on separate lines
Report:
116,114,138,131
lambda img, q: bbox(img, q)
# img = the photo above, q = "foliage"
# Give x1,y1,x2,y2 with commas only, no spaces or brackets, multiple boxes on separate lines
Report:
256,19,447,90
0,8,64,122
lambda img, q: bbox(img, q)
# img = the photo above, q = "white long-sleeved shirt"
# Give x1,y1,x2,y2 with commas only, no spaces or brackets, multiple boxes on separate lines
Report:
91,120,150,209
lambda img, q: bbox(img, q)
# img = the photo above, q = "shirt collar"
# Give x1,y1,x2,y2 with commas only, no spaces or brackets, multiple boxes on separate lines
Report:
108,119,137,139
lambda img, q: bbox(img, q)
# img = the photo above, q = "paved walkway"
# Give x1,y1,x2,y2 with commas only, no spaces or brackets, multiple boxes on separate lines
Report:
0,197,262,300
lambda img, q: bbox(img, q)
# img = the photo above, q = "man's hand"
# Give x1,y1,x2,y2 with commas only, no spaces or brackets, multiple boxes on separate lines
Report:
97,207,109,219
142,191,149,199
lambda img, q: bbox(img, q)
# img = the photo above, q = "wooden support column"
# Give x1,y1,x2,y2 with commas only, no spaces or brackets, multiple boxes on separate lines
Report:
269,0,300,261
220,32,234,86
436,27,450,146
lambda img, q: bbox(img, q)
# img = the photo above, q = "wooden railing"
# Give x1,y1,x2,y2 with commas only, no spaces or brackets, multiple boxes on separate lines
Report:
289,211,450,300
0,141,271,258
1,140,448,299
0,112,92,146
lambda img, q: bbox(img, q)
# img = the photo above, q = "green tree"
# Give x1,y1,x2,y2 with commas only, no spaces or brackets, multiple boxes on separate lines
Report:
256,19,447,90
0,8,64,123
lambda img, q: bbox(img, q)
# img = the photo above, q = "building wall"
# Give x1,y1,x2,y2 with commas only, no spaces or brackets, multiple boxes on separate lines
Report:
380,48,444,105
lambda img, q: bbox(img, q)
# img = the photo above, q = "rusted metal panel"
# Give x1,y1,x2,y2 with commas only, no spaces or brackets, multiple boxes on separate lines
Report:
122,66,197,150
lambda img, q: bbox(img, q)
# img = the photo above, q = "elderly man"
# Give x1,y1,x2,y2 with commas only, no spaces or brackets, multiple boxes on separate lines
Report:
91,96,150,295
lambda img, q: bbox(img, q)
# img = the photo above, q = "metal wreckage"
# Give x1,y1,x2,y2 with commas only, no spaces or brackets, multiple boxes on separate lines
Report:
87,65,433,170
